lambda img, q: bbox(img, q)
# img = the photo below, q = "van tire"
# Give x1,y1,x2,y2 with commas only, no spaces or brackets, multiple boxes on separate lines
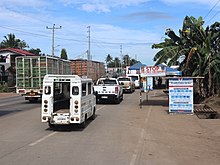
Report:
48,122,55,129
90,108,96,120
81,114,87,128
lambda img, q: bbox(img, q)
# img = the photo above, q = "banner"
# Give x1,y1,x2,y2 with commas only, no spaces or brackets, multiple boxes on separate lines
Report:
169,78,193,114
140,66,166,77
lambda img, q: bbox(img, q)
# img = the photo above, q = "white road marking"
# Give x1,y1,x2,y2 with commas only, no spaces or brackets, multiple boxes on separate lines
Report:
96,105,106,111
29,132,57,146
130,105,152,165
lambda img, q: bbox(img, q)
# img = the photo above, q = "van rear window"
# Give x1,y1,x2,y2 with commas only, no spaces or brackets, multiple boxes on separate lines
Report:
44,86,51,95
103,80,117,85
72,86,79,95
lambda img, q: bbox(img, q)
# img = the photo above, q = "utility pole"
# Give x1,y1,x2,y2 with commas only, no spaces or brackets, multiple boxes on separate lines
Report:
120,45,123,75
87,26,91,77
87,26,91,60
46,24,62,56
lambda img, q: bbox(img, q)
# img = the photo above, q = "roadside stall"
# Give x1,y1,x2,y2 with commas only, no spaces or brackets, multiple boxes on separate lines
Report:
139,66,166,108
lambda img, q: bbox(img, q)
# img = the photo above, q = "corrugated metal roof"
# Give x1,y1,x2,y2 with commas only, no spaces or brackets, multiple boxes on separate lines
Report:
0,48,36,56
129,62,146,70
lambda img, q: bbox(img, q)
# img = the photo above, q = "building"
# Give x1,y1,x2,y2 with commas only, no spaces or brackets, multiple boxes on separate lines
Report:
0,48,36,86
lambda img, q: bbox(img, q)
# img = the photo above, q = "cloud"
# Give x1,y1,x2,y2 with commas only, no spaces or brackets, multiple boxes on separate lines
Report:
59,0,151,12
124,11,173,21
81,4,111,13
161,0,219,6
60,0,220,13
1,0,48,8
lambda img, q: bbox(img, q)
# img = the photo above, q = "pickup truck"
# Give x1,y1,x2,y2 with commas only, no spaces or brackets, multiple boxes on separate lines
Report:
93,77,123,104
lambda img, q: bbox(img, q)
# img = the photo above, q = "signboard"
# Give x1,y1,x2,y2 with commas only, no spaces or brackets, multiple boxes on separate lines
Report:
147,77,153,90
141,77,147,92
140,66,166,77
169,78,193,114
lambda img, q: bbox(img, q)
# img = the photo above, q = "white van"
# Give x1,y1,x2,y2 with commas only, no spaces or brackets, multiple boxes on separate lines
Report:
41,74,96,128
127,74,140,88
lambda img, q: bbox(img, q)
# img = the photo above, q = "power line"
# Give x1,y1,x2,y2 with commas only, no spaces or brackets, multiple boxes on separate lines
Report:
204,0,220,19
0,24,154,48
4,6,53,25
206,10,220,25
0,25,50,38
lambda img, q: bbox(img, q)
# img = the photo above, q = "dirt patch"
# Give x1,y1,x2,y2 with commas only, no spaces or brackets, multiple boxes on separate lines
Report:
196,96,220,119
202,96,220,113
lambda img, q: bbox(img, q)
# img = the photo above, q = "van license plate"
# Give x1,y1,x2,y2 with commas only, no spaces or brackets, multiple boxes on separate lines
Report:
57,116,66,120
101,96,108,99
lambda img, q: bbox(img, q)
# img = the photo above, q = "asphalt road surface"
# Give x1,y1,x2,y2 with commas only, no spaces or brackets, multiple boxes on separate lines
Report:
0,90,220,165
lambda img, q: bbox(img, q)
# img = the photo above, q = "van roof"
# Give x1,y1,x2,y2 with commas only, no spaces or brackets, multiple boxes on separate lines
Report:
44,74,92,81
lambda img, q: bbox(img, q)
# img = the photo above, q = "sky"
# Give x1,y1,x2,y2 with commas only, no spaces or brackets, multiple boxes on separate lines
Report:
0,0,220,66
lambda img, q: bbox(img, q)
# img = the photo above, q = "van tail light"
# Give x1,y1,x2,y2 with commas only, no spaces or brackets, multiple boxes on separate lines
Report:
115,87,118,93
74,100,79,113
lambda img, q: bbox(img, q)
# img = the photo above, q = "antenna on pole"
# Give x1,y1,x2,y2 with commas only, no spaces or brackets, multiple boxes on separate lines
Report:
46,24,62,56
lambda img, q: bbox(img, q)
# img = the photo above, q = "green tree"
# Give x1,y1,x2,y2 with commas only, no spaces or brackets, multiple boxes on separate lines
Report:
0,33,29,49
28,48,41,55
105,54,113,67
123,54,130,66
60,48,68,60
130,58,138,66
152,16,220,97
114,57,120,67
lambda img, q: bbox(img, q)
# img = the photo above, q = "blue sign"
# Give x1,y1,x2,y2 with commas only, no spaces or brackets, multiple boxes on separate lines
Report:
169,78,193,114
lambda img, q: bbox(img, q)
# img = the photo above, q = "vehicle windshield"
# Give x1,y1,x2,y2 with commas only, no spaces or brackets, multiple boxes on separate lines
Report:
118,78,130,81
128,76,138,81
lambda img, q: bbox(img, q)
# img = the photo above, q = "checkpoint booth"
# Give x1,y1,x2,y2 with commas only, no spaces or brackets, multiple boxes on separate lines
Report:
140,65,166,92
139,66,166,108
139,66,194,114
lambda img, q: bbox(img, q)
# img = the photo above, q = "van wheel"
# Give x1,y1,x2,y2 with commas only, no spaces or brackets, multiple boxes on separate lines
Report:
90,108,96,120
48,122,55,129
81,115,87,128
81,120,86,128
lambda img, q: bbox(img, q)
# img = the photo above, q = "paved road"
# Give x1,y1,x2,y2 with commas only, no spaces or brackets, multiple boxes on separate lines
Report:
0,90,220,165
0,94,40,117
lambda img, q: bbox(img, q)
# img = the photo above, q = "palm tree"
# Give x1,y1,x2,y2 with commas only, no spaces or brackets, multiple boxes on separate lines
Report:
114,57,120,67
123,54,130,66
0,33,28,49
105,54,113,67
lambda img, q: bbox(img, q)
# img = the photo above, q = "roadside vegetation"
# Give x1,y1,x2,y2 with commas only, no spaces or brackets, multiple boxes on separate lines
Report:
152,16,220,100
